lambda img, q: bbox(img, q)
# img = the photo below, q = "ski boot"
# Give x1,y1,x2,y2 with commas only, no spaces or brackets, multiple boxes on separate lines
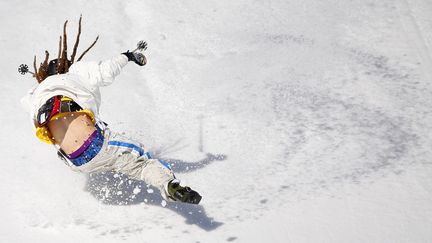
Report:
166,179,202,204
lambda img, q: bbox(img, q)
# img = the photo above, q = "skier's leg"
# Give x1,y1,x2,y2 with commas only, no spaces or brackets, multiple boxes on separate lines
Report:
104,133,173,191
114,152,175,196
113,149,202,204
106,131,201,204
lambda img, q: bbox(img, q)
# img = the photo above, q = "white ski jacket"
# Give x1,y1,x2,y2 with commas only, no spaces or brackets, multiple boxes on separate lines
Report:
21,54,129,124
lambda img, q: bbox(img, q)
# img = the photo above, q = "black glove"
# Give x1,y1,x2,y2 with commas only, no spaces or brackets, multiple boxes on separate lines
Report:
122,51,147,66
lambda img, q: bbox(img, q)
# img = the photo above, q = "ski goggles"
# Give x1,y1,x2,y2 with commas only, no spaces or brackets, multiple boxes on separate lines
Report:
36,95,83,127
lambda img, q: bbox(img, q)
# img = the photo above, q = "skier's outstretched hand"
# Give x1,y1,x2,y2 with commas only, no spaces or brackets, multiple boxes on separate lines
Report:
122,51,147,66
122,40,148,66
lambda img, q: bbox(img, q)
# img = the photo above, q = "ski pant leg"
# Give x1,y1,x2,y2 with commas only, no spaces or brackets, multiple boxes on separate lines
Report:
103,130,175,197
112,153,175,194
71,128,175,198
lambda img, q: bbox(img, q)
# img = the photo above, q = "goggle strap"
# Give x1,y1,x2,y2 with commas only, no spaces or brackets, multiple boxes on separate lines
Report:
49,96,61,119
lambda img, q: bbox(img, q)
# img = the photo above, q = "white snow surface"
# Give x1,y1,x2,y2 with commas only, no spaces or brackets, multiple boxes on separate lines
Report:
1,0,432,242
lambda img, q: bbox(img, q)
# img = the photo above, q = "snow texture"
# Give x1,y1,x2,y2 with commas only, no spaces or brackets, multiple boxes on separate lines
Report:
1,0,432,242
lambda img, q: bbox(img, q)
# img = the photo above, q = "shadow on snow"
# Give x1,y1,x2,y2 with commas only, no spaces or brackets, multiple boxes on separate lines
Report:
84,152,226,231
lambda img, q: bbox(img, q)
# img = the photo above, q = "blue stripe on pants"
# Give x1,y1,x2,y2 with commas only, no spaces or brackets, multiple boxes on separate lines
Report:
108,141,170,171
108,141,144,156
158,159,172,171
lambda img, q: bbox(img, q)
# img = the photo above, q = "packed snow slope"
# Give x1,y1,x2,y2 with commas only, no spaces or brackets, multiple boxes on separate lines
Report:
1,0,432,242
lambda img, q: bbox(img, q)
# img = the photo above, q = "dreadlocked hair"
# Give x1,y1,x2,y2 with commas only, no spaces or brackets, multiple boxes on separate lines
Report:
34,15,99,83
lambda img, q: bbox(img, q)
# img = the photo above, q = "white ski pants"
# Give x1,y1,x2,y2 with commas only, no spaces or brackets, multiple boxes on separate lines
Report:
70,127,175,198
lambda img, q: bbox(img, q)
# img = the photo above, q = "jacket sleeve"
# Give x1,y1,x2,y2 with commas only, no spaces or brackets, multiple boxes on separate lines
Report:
68,54,129,88
21,94,39,129
20,84,38,121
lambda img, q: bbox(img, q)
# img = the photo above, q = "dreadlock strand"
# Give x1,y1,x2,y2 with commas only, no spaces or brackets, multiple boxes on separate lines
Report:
31,15,98,83
77,35,99,62
43,50,49,66
70,15,82,63
33,55,41,83
57,36,65,73
61,20,69,73
57,36,62,60
38,51,50,81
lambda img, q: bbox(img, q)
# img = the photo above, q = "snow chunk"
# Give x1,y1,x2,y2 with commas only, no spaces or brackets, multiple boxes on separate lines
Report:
161,200,167,207
133,186,141,195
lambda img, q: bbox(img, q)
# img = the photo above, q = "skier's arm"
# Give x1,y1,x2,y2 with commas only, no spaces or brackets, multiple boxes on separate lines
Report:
68,54,129,88
91,41,148,86
20,85,38,123
96,51,147,84
70,51,147,88
96,54,130,86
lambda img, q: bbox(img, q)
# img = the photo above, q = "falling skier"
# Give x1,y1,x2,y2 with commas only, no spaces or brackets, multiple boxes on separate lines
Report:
20,16,202,204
